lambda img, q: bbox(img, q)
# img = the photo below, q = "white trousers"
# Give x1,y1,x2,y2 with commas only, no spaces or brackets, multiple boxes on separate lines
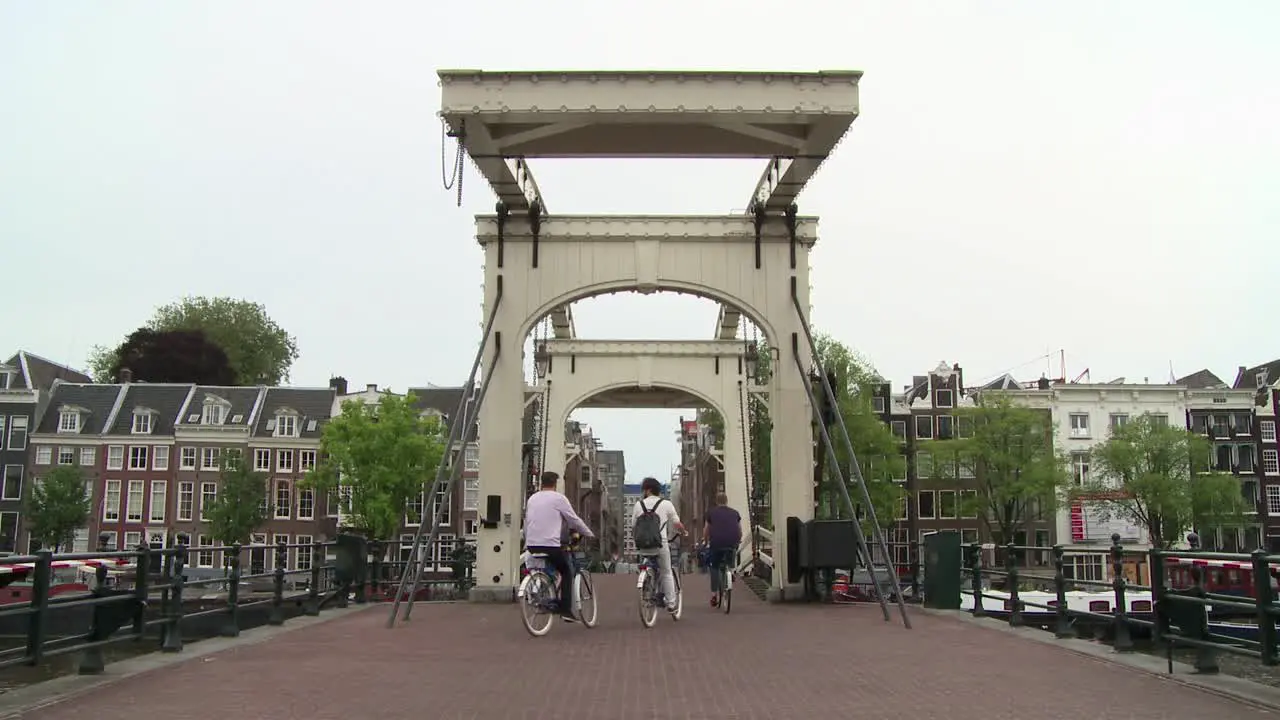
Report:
639,543,677,608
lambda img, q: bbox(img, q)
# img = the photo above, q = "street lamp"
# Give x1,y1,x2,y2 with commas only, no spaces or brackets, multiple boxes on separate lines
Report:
534,342,550,380
743,343,760,380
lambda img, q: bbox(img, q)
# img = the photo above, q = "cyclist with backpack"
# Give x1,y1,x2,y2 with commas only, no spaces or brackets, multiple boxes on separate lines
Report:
630,476,685,615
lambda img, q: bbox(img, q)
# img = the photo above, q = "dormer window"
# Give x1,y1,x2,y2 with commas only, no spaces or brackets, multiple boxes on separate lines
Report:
273,410,299,438
57,407,83,434
201,395,230,425
131,409,154,435
1259,370,1270,388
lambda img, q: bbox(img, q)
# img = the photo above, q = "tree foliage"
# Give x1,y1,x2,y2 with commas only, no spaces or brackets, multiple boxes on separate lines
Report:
1082,414,1249,549
204,453,272,545
25,466,91,552
103,328,236,385
304,392,447,541
934,393,1071,544
89,296,299,385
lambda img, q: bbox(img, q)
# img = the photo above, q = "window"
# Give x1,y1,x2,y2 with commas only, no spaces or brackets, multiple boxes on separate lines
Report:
1234,413,1252,435
129,446,149,470
1109,414,1128,431
177,482,195,521
202,403,225,426
180,447,197,470
1263,421,1277,442
464,519,479,537
914,415,934,440
890,421,906,440
107,445,124,470
1,465,22,501
958,459,975,479
1071,452,1090,485
1212,415,1230,437
896,495,908,520
915,452,934,480
80,447,95,466
1239,445,1256,473
398,534,420,565
152,446,169,471
296,535,314,571
1264,450,1280,476
200,482,217,521
1215,444,1233,472
957,416,975,439
196,536,215,568
300,450,317,471
464,444,479,471
273,534,290,570
225,448,242,470
297,487,314,520
7,416,27,450
873,396,887,414
961,528,979,546
277,450,294,473
35,446,51,465
1149,414,1169,428
1268,486,1280,516
1035,530,1051,548
327,488,341,517
254,449,271,471
935,389,954,409
1069,413,1090,438
149,481,166,522
275,414,298,438
1066,555,1105,583
892,454,907,482
259,478,270,516
275,480,292,519
125,480,144,521
97,530,118,551
959,490,979,519
58,411,80,433
132,411,152,434
917,491,935,519
103,479,122,521
201,447,220,471
464,478,480,511
434,534,457,571
124,531,142,549
434,483,451,526
938,490,957,519
405,490,424,526
58,447,74,465
1242,480,1259,510
936,415,954,439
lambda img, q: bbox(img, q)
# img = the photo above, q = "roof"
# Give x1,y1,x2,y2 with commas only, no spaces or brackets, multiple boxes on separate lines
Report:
1235,360,1280,390
3,351,91,391
1177,369,1227,390
105,384,194,436
407,386,540,442
34,384,126,435
251,388,335,439
178,386,266,427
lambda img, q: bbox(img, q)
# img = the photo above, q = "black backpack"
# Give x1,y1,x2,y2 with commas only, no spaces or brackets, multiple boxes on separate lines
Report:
633,497,666,551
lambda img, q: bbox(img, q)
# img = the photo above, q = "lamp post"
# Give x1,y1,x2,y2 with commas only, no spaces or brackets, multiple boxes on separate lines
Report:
743,343,760,381
534,341,550,381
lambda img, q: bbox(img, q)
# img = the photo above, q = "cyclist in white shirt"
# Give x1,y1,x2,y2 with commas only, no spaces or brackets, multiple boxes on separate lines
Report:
630,476,685,614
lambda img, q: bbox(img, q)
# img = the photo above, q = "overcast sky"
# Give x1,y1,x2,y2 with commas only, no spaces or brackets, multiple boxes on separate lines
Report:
3,1,1276,483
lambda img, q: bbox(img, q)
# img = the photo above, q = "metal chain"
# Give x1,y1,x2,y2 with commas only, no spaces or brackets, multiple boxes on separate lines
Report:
440,118,465,206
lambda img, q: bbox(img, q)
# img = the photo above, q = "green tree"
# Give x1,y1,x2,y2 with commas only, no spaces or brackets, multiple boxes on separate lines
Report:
204,454,271,545
304,392,447,542
934,394,1071,545
88,296,299,385
1083,413,1249,549
25,466,91,552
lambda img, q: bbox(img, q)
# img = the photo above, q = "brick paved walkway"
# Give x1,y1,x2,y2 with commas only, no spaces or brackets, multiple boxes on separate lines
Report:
21,575,1275,719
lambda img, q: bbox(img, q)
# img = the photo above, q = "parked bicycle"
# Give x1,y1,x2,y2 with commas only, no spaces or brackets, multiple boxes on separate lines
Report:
517,538,597,636
637,541,683,628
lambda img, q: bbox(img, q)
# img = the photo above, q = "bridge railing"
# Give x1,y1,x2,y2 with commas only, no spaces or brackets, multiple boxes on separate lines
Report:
962,535,1280,671
0,539,342,677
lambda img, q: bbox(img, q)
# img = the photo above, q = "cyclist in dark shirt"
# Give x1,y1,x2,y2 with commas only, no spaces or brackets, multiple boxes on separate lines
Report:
702,492,742,608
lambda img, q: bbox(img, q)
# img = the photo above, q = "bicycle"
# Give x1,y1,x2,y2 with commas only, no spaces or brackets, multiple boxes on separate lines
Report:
517,541,597,637
636,541,683,628
710,550,733,614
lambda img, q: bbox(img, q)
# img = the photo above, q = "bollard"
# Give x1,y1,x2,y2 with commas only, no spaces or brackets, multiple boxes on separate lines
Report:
1052,545,1073,638
1252,549,1278,666
1190,564,1219,674
1005,543,1023,627
268,540,287,625
24,550,53,665
161,544,187,653
220,543,242,637
968,544,985,618
78,563,112,674
1109,533,1133,651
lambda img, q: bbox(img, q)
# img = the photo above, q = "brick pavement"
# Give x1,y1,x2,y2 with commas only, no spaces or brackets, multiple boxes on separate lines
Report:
19,574,1276,720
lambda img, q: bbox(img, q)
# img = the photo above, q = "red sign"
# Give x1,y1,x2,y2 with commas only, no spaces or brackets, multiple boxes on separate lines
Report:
1069,502,1086,542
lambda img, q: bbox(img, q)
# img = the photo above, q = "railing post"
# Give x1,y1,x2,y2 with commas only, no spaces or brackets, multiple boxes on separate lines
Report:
1252,549,1278,666
24,550,53,666
78,560,114,675
370,540,384,602
909,541,920,601
1110,534,1133,651
1005,543,1023,627
1052,544,1073,638
134,543,151,638
1190,563,1219,674
161,543,186,653
353,540,369,604
220,543,242,637
306,541,323,615
968,544,985,617
268,540,287,625
1149,547,1166,650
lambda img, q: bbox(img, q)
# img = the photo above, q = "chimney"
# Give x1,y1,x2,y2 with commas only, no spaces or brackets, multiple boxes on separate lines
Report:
953,363,964,394
328,376,348,395
1037,376,1050,390
366,383,378,393
119,367,133,384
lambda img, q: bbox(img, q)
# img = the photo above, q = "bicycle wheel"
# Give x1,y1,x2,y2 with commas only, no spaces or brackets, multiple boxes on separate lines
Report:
638,571,658,628
575,572,598,628
722,568,732,614
671,568,683,621
520,571,555,637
